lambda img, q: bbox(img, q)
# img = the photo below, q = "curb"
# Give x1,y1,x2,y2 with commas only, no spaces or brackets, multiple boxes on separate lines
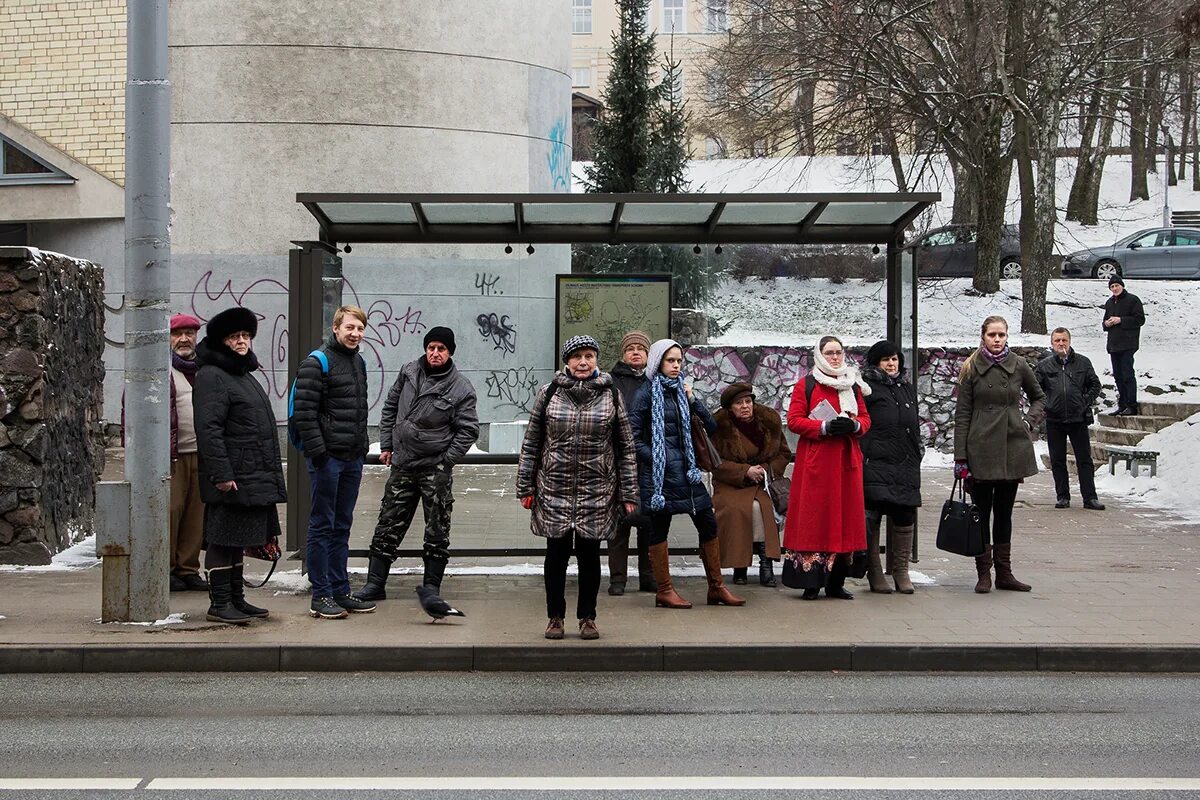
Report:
1,644,1198,673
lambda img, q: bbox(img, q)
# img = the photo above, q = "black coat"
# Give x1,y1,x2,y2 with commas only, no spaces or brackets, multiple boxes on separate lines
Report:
860,367,923,509
610,360,647,411
192,338,287,507
1102,290,1145,353
291,334,369,461
629,379,717,514
1035,349,1102,424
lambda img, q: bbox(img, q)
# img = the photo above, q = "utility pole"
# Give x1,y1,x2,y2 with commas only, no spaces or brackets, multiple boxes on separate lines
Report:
102,0,171,622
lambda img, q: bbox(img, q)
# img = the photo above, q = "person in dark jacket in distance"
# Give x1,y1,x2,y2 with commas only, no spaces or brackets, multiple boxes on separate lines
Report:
605,330,655,596
193,306,285,625
860,340,923,594
1035,327,1104,511
516,335,638,640
629,339,745,610
291,304,375,620
354,326,480,608
1102,276,1146,416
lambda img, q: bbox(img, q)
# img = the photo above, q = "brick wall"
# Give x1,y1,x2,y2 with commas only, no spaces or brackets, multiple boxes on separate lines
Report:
0,0,126,184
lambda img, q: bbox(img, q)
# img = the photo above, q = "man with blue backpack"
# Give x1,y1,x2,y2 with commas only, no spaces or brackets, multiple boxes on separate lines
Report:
290,304,377,619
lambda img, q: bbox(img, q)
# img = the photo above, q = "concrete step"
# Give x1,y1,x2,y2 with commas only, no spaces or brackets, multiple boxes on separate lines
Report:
1138,400,1200,420
1040,450,1105,474
1088,425,1147,447
1097,413,1178,433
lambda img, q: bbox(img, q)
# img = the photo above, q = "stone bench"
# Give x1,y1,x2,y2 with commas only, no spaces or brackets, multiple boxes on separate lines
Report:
1104,444,1160,478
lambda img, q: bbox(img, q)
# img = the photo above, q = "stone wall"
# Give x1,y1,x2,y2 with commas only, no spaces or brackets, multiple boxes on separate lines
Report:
0,247,105,564
684,343,1051,453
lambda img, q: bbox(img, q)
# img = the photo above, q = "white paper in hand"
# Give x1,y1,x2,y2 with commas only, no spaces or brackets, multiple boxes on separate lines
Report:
809,399,839,422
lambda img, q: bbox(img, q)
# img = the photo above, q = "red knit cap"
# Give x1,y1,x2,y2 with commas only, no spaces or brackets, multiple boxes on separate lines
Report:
170,313,202,331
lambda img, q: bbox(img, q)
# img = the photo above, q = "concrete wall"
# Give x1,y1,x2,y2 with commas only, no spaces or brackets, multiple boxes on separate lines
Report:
95,0,573,426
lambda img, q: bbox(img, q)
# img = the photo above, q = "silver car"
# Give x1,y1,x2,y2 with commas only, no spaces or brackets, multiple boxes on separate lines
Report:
1062,227,1200,280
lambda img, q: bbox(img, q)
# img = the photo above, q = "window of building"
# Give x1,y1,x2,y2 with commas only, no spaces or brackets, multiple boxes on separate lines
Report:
571,67,592,88
0,135,73,184
663,0,685,33
750,139,769,157
0,223,28,246
705,0,729,32
573,0,592,34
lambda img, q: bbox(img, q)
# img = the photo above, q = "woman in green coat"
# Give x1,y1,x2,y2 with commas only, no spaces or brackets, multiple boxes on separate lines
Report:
953,315,1046,594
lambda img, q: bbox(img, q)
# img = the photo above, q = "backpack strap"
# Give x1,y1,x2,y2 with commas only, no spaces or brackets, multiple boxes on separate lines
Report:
804,374,817,407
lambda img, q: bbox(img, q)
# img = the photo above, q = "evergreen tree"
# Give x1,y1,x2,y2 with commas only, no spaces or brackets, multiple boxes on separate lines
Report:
645,46,691,193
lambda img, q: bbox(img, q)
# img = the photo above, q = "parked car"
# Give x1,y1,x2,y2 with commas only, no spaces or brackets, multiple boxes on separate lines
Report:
1061,227,1200,280
912,224,1023,278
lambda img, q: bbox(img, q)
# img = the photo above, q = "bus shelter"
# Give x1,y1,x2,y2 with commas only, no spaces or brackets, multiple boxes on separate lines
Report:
290,192,939,558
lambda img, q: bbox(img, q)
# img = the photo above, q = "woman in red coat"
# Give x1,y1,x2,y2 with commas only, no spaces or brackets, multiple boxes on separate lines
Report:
782,335,872,600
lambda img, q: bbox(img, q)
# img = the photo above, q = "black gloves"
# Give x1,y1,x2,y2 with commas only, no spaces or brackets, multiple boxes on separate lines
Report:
827,417,856,436
310,453,330,469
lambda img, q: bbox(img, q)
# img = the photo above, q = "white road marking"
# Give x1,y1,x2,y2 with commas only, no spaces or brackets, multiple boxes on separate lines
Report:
0,779,141,790
142,776,1200,791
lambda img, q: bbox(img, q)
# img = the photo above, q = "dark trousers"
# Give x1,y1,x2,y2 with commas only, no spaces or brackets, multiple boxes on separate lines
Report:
866,501,916,526
1046,420,1098,502
971,480,1019,546
1110,349,1138,410
544,533,602,620
204,543,240,571
646,507,719,547
306,455,364,598
368,466,454,565
607,512,649,583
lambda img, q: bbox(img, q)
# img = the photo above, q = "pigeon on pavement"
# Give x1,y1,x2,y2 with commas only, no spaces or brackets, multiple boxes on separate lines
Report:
415,584,466,623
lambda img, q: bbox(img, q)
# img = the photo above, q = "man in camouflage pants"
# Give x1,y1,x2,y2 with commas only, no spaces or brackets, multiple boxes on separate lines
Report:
354,326,479,602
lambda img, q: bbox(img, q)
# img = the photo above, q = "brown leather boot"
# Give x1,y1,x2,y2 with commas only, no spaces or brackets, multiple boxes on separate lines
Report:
648,542,692,609
993,543,1031,591
974,545,993,594
865,514,892,594
890,524,915,594
700,539,746,606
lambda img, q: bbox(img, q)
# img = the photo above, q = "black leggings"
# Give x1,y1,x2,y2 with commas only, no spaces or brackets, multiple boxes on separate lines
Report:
866,501,916,527
544,534,601,621
204,543,241,571
645,507,719,547
971,480,1019,546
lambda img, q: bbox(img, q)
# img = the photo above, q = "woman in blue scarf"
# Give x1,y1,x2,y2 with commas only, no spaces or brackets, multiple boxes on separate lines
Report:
628,339,745,609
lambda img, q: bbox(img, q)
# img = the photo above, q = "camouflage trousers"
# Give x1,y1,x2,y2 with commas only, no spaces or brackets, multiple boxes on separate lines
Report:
368,465,454,564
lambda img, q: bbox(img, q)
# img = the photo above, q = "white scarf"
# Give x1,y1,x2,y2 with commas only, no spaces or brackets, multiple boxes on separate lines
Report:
811,345,871,415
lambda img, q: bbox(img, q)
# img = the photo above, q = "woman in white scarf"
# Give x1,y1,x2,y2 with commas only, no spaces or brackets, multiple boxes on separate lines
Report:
780,335,872,600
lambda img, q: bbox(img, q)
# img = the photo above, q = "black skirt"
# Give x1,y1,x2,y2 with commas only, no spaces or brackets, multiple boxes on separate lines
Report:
203,503,281,548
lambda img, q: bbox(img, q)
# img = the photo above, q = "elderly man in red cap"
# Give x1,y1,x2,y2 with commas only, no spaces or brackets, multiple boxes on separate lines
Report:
166,312,208,591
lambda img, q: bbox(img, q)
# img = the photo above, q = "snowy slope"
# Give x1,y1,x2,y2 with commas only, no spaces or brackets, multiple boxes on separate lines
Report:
1093,412,1200,521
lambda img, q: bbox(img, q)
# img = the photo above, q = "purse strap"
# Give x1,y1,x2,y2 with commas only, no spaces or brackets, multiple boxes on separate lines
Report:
244,559,277,589
951,477,966,503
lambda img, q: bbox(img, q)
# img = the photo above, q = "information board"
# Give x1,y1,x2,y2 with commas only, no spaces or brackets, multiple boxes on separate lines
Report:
554,274,672,369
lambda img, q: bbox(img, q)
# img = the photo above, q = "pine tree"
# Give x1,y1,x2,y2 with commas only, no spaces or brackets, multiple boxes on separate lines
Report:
645,45,691,193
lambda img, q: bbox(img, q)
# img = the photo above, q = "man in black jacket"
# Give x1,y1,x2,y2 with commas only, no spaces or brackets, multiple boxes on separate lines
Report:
292,305,375,619
1102,275,1146,416
353,326,479,603
606,330,655,595
1035,327,1104,510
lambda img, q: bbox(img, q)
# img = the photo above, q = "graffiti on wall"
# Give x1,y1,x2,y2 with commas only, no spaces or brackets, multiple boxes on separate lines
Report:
484,366,542,414
546,115,570,192
477,312,517,357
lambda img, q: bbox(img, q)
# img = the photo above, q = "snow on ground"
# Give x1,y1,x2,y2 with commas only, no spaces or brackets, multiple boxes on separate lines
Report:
1093,412,1200,522
0,534,100,573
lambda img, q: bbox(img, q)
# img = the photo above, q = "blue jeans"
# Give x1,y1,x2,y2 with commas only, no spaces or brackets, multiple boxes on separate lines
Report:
306,455,363,598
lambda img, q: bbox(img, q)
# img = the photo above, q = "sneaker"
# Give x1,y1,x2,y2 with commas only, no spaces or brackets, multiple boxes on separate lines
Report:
544,617,565,640
334,594,376,613
309,596,349,619
578,618,600,640
180,573,210,591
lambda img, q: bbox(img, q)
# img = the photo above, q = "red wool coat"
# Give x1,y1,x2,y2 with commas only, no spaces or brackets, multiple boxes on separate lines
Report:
781,378,871,554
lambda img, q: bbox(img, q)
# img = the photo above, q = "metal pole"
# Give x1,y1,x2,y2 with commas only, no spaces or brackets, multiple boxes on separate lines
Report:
107,0,171,621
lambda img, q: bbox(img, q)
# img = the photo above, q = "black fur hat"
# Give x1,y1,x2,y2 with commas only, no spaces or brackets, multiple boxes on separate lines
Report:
864,339,904,371
205,306,258,342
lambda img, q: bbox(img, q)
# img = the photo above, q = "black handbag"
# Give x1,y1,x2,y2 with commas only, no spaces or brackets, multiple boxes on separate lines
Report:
781,553,829,590
764,465,790,516
690,414,722,472
935,479,985,557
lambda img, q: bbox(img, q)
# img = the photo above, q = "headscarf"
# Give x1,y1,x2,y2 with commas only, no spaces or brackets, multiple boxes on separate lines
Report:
810,336,871,414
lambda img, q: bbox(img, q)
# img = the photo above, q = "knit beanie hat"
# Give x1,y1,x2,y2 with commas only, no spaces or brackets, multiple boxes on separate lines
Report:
720,382,755,409
645,338,683,380
1108,275,1125,288
205,306,257,342
560,334,601,363
620,330,651,355
423,326,456,354
170,313,202,332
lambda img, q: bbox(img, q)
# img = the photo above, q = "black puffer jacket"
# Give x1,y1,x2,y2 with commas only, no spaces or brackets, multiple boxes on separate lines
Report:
860,367,923,508
610,359,647,411
193,338,287,507
1102,290,1146,353
629,379,717,514
291,334,369,460
1035,348,1102,424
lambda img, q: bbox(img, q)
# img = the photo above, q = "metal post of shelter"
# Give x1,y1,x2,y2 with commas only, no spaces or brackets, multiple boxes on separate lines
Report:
286,243,343,565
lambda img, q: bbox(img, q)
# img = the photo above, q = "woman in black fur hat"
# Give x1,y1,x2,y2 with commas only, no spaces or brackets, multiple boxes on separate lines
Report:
193,306,286,624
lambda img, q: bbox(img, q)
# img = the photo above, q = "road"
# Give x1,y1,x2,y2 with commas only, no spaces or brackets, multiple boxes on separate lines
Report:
1,672,1198,798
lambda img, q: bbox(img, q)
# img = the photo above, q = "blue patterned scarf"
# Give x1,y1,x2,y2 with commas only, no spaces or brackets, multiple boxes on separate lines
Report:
649,373,702,511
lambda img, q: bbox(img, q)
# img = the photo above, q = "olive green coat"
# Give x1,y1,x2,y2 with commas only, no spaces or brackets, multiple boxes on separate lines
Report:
953,352,1046,481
